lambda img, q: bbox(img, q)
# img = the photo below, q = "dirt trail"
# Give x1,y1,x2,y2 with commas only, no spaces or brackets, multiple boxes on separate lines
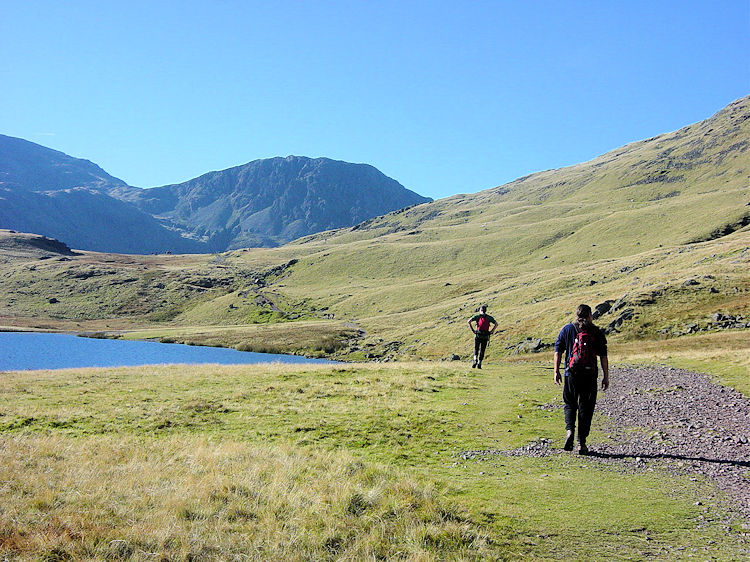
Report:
461,365,750,521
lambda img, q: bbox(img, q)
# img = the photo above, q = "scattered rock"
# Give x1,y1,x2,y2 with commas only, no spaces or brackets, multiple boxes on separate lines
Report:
593,300,614,319
595,366,750,520
604,308,634,333
48,297,59,304
67,267,115,280
669,314,749,335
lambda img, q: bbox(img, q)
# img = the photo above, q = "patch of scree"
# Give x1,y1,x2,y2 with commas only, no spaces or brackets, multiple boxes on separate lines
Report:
456,365,750,524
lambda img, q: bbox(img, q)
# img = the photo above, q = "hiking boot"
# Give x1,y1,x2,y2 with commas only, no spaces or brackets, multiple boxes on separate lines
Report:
477,362,482,369
578,442,589,456
563,431,575,451
471,361,477,368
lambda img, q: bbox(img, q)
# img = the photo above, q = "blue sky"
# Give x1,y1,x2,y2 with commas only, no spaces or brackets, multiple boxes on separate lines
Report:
2,1,748,200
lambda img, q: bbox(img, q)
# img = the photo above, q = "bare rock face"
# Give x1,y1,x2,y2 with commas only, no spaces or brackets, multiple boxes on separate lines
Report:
125,156,432,250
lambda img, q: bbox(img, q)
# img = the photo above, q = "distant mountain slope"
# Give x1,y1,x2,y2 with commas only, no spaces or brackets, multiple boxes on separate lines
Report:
0,134,127,191
0,187,206,254
0,135,431,252
112,156,432,249
0,134,205,253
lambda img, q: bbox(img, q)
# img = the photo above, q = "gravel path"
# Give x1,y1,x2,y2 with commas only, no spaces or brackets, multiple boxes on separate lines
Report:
592,365,750,520
460,365,750,521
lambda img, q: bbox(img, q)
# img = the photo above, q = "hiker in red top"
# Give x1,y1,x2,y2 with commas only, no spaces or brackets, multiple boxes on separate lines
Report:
467,305,497,369
553,304,609,455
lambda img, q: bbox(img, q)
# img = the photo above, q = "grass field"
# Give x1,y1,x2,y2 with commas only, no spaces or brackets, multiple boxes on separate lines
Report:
1,361,747,560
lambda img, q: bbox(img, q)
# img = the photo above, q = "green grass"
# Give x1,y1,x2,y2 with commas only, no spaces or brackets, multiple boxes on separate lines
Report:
1,362,747,559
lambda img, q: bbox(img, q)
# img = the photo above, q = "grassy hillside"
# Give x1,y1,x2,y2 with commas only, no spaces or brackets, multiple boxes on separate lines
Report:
0,97,747,377
294,95,748,261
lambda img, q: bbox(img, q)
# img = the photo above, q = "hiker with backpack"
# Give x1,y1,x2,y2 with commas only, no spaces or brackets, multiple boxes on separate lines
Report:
553,304,609,455
467,305,497,369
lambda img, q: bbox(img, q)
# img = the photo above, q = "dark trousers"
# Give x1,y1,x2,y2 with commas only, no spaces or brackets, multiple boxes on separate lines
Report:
474,335,489,362
563,373,598,442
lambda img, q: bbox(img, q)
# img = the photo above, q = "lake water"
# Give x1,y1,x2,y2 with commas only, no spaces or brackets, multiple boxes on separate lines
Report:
0,332,335,371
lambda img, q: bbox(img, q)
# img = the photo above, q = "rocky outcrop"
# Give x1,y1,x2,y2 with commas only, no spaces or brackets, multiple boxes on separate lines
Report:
120,156,432,250
604,308,635,334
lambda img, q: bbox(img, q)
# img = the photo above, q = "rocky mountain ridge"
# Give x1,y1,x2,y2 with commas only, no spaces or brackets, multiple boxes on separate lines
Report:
0,136,430,253
108,156,431,249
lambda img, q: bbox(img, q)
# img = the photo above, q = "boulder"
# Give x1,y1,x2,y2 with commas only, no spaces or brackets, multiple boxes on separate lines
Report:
513,338,548,354
593,300,614,319
611,296,629,312
605,308,635,333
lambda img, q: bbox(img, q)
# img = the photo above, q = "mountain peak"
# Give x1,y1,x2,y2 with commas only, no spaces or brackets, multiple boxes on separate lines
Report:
130,155,432,249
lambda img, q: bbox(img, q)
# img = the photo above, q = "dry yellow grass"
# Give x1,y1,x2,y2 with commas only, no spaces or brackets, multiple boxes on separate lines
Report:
0,434,491,561
122,320,359,357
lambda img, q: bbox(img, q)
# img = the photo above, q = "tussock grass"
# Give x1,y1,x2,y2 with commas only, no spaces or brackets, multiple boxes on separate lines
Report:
0,435,491,561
